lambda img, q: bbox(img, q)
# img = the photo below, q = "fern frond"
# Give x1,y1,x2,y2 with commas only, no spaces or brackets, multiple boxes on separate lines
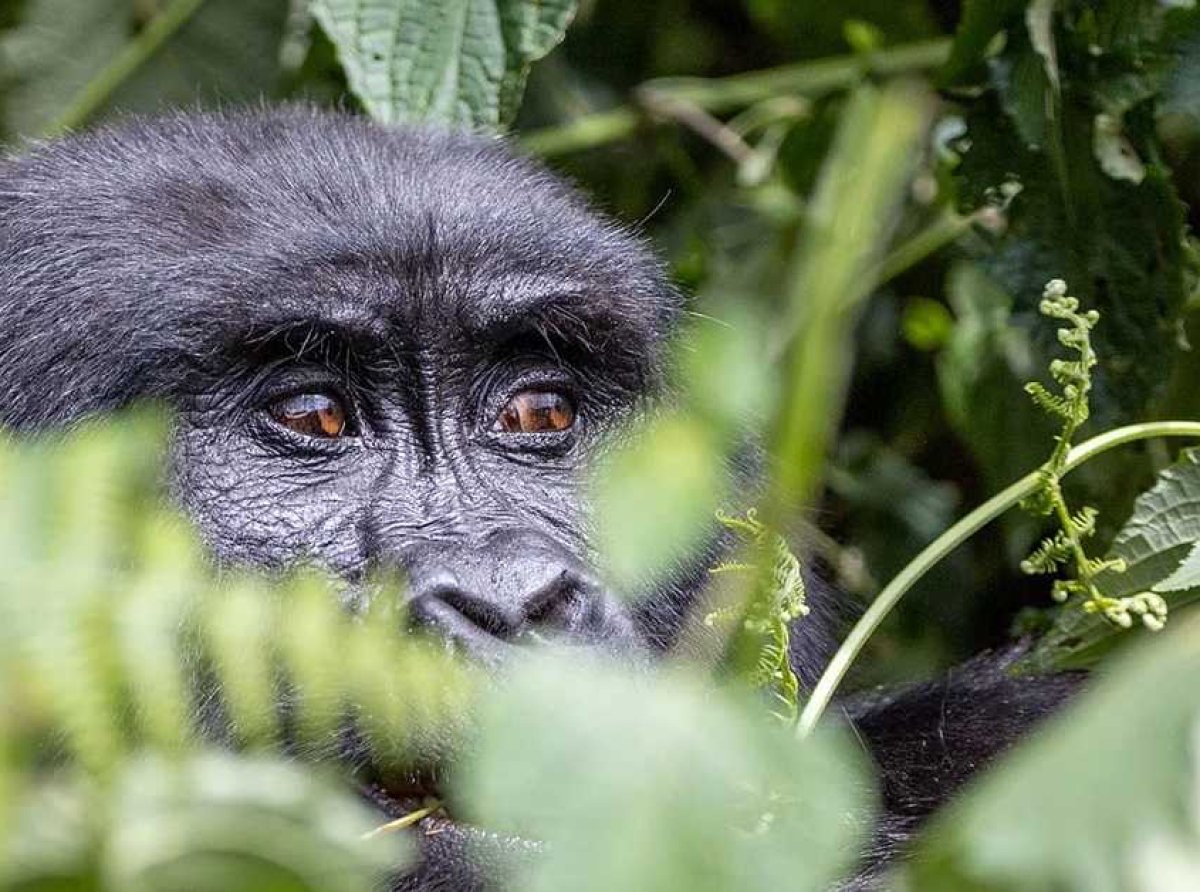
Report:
1018,281,1164,631
1025,382,1074,420
1021,532,1072,574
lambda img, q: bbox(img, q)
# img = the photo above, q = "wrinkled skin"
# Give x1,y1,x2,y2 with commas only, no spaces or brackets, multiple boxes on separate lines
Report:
0,108,1080,891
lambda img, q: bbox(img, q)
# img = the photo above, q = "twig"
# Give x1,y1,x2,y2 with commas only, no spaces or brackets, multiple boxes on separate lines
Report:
363,799,444,838
635,87,754,166
520,38,951,158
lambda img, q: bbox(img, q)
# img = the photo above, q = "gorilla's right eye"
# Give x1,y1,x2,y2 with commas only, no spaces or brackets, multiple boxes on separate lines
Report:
268,392,349,439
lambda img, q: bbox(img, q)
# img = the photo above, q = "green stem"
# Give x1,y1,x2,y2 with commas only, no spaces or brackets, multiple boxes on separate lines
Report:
520,38,950,158
44,0,210,138
874,209,974,287
796,420,1200,739
1048,480,1094,593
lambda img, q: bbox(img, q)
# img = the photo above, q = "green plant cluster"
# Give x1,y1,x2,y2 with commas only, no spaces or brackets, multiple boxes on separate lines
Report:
1019,280,1168,631
4,1,1200,891
706,508,809,722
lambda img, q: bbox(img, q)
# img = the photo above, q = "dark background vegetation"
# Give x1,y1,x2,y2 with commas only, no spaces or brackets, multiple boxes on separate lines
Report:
3,0,1199,685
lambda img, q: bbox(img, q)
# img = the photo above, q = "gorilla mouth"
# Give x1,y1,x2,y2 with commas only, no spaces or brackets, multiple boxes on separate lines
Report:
365,770,456,829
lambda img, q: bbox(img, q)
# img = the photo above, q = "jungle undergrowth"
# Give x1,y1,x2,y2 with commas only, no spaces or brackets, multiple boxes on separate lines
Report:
705,508,808,723
797,278,1200,737
1019,280,1167,631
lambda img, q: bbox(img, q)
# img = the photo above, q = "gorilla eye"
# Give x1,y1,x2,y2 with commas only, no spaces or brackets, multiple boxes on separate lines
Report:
496,389,576,434
269,392,349,439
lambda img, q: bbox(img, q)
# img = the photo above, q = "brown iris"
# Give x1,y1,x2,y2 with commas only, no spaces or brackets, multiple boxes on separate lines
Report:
496,389,575,434
270,392,348,438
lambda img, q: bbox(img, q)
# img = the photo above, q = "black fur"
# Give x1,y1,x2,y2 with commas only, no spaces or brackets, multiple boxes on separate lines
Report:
0,107,1079,890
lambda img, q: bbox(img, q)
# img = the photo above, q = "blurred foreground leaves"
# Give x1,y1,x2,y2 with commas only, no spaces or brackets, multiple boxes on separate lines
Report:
905,613,1200,892
0,414,880,892
460,654,869,892
0,414,469,891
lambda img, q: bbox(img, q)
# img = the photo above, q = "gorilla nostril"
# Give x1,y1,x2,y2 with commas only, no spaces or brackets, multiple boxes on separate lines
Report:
414,585,524,641
524,571,587,632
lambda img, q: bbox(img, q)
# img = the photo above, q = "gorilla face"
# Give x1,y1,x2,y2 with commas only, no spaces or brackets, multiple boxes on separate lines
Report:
0,108,688,664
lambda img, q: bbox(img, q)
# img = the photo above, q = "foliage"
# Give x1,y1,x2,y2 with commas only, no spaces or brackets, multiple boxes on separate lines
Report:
1021,446,1200,673
706,509,808,722
903,614,1200,892
3,1,1200,891
1019,280,1167,631
942,0,1199,424
0,417,422,889
461,654,868,892
0,418,871,892
0,0,293,138
310,0,577,128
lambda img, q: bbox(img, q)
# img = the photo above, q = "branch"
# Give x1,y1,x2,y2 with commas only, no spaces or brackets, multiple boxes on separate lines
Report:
520,38,951,158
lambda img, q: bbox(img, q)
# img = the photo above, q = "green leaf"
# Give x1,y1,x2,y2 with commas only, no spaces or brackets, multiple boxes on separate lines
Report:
458,654,870,892
952,101,1189,423
903,614,1200,892
310,0,577,128
1158,539,1200,592
593,410,727,594
1019,447,1200,673
0,0,291,139
2,752,406,891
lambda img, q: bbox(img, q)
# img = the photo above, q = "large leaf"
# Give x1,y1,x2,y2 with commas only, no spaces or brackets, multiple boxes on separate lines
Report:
946,1,1195,423
0,0,290,140
953,102,1189,423
458,654,870,892
902,614,1200,892
310,0,577,128
1019,447,1200,673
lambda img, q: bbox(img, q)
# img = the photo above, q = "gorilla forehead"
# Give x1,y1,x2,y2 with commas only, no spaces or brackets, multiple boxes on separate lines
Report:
0,107,677,425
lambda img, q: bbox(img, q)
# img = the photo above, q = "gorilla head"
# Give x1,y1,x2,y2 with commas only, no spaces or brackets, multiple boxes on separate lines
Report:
0,108,774,664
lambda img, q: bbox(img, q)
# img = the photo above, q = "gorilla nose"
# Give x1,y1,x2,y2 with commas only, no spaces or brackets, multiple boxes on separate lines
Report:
404,532,632,660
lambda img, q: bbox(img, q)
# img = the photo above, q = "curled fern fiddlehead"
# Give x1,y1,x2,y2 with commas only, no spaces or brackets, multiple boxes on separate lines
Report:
1020,280,1167,632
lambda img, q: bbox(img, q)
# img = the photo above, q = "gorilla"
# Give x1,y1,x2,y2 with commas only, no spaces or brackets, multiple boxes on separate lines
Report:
0,107,1080,890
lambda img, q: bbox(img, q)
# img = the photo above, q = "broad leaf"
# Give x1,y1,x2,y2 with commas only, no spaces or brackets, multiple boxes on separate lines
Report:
458,654,870,892
310,0,577,128
592,409,728,594
1019,447,1200,673
946,0,1195,422
903,614,1200,892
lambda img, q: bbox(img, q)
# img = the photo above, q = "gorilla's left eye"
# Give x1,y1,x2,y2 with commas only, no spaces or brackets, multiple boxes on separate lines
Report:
268,392,349,438
495,388,576,434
